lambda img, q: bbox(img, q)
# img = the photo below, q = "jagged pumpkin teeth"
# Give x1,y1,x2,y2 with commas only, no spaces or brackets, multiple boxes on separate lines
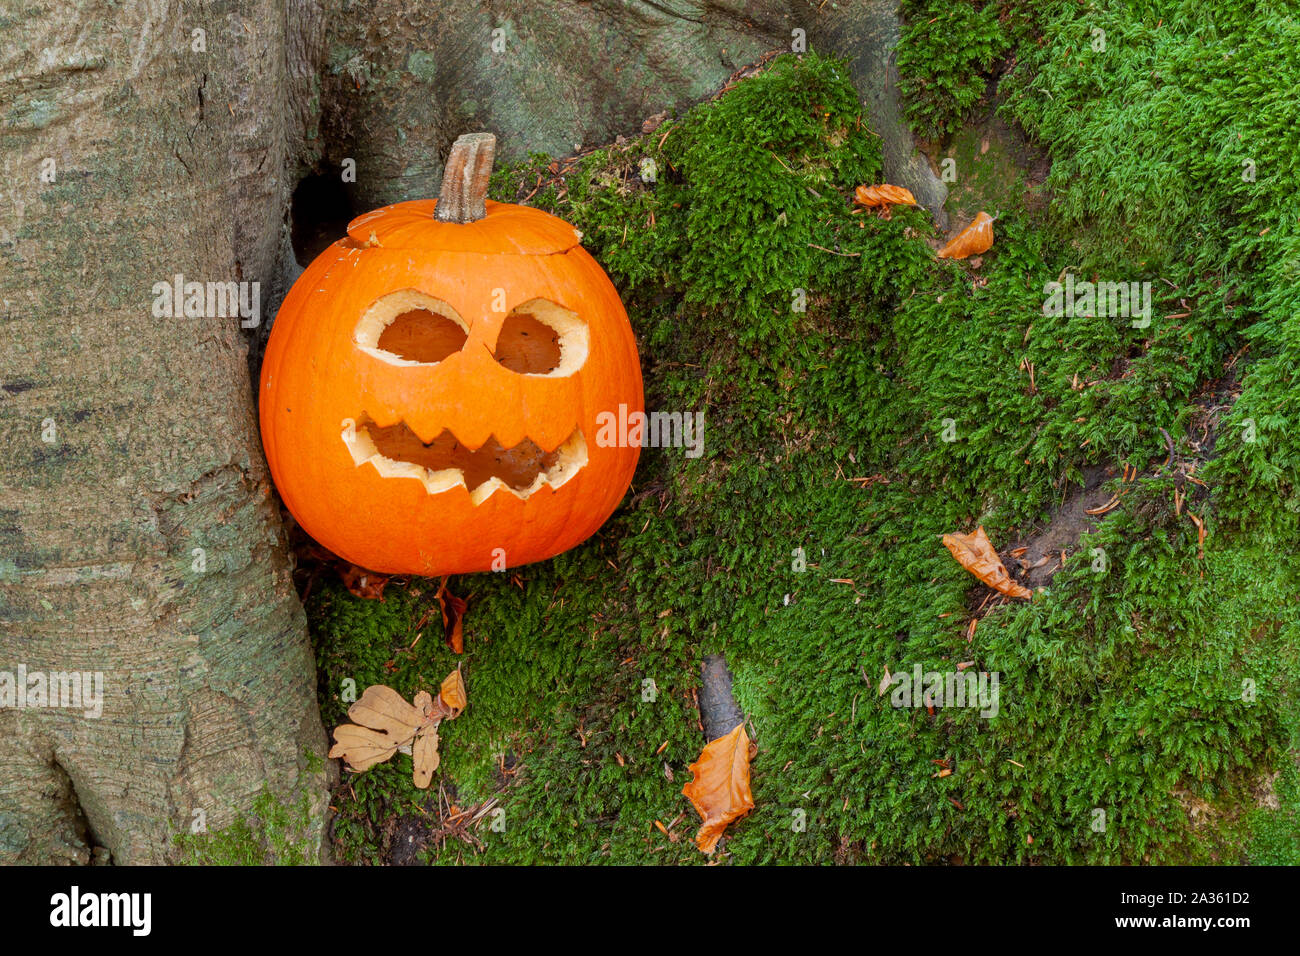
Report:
341,417,588,503
260,132,644,576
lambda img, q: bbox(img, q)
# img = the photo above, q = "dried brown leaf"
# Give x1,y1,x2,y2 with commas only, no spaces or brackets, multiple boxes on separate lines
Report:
682,723,755,854
440,667,468,714
942,526,1032,600
412,726,441,789
328,724,401,772
1188,512,1206,559
937,211,995,259
337,564,390,600
437,575,468,654
348,684,427,742
854,183,917,208
877,666,893,697
331,681,464,782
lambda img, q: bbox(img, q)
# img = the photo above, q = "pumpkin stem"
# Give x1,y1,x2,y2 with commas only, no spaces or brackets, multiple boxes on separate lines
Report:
434,132,496,224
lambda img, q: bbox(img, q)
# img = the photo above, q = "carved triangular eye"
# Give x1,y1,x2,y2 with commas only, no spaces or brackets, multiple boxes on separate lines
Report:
493,299,588,377
355,291,467,366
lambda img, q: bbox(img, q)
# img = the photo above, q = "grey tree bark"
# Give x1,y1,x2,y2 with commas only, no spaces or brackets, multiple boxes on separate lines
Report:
0,0,938,864
311,0,943,218
0,0,331,864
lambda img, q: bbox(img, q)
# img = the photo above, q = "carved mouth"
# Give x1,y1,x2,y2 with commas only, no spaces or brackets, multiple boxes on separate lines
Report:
342,416,587,504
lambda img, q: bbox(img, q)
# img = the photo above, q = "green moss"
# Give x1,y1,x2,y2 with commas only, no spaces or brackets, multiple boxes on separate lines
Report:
310,45,1300,865
938,123,1037,226
896,0,1032,141
174,788,320,866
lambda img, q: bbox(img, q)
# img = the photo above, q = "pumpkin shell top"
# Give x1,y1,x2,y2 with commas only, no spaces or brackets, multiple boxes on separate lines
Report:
259,198,644,576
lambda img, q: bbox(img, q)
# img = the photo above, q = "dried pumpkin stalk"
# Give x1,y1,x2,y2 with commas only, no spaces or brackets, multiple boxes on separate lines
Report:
434,132,496,224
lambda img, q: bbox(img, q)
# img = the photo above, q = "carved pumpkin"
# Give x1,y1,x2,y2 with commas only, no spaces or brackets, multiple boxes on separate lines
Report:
260,133,644,575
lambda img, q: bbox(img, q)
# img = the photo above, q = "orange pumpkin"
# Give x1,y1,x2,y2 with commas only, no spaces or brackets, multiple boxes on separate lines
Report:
260,133,644,575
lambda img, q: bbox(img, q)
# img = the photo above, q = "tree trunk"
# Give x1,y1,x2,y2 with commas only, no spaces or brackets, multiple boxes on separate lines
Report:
0,0,331,864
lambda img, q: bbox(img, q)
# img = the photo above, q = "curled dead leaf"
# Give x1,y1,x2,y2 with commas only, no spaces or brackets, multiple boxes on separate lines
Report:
437,575,468,654
682,723,755,854
1188,512,1206,559
937,211,995,259
440,667,468,714
942,526,1032,600
854,184,917,208
336,563,390,600
877,666,893,697
293,535,390,600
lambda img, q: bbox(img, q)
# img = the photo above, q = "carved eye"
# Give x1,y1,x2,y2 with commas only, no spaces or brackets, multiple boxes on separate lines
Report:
355,291,468,365
493,299,588,377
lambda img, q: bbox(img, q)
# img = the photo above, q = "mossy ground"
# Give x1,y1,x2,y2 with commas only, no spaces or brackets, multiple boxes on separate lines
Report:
174,786,321,866
302,8,1299,865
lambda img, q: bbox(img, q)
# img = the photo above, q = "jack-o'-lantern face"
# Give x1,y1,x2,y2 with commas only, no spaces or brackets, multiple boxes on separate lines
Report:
259,136,643,576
